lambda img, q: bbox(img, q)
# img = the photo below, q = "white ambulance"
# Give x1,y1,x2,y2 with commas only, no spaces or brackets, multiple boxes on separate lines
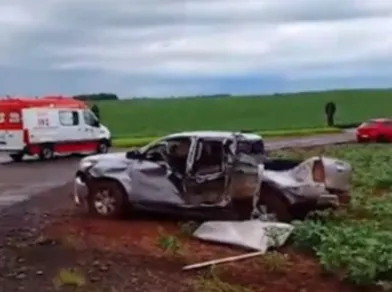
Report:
0,96,111,162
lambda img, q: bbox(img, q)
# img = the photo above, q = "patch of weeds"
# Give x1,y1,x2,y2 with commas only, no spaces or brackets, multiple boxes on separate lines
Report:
53,268,86,289
260,251,289,273
193,265,252,292
374,178,392,190
362,194,392,220
293,216,392,285
157,227,182,255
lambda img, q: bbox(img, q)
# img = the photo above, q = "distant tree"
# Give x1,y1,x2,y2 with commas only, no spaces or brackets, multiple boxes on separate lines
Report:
91,104,100,120
74,93,119,101
324,101,336,127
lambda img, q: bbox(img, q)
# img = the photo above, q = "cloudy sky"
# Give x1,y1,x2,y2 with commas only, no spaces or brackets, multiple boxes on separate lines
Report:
1,0,392,98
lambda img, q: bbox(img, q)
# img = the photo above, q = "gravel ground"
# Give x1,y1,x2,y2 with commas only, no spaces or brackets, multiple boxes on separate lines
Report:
0,181,370,292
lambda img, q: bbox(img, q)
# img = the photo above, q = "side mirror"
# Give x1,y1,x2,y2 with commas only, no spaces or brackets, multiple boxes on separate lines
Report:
93,120,100,127
126,149,143,159
147,152,164,162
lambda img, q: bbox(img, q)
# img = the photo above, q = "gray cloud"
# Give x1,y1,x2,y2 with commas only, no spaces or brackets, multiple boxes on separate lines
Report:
1,0,392,96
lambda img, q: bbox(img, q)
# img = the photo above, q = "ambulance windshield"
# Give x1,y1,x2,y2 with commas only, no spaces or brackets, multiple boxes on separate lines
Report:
89,110,98,120
83,109,100,127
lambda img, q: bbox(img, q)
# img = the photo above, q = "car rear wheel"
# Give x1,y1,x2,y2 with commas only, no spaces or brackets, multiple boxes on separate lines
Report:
88,180,126,219
377,135,388,143
39,145,54,160
258,183,293,222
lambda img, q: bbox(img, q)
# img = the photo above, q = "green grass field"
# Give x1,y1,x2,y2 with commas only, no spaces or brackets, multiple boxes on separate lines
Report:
93,89,392,138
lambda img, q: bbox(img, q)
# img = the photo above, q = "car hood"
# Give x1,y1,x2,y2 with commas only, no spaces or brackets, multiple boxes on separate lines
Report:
80,151,161,171
84,152,126,162
78,152,127,171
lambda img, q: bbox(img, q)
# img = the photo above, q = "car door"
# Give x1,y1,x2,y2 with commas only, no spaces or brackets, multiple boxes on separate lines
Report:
226,136,263,201
125,140,187,206
382,120,392,140
81,109,100,142
183,137,230,206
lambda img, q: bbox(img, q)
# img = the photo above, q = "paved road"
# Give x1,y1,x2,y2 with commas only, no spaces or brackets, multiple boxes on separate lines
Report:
0,131,355,208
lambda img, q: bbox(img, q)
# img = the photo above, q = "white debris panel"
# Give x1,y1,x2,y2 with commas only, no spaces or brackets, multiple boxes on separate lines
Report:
192,220,294,252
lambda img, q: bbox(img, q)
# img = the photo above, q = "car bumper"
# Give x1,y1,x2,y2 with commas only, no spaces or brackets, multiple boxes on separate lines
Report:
315,193,339,207
286,189,345,208
73,176,89,206
356,133,372,142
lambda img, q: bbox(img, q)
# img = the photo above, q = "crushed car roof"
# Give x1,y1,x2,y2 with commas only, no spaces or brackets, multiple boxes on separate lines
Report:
164,131,262,140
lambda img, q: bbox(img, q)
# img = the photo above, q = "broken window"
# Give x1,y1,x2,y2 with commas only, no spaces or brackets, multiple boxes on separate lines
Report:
192,139,224,175
183,138,227,206
238,140,264,155
144,143,167,162
164,137,192,176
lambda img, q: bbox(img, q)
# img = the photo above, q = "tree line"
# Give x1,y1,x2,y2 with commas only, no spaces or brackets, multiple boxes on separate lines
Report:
73,93,119,101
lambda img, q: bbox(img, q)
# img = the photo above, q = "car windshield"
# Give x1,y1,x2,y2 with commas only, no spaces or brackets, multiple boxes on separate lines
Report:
139,138,165,153
361,121,376,127
140,137,190,155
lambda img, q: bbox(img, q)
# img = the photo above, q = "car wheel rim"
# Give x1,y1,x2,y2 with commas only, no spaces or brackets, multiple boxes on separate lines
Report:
94,189,116,215
99,144,108,153
43,148,52,159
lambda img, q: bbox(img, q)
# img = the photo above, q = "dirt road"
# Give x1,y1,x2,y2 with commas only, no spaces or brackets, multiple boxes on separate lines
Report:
0,157,81,207
0,131,355,209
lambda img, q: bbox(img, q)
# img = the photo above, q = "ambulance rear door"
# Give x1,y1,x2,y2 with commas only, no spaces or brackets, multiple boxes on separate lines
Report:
0,107,24,152
22,108,60,144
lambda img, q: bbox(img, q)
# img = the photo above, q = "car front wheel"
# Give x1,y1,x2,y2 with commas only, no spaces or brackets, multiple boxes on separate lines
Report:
9,153,24,162
88,180,127,219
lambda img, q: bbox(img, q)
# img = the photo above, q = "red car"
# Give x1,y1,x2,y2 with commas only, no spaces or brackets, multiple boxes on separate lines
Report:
356,118,392,143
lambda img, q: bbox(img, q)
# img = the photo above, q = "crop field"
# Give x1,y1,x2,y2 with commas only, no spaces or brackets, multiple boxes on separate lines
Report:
3,143,389,291
93,89,392,138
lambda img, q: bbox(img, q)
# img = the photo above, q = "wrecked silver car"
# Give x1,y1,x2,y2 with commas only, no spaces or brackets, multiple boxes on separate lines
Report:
73,131,351,222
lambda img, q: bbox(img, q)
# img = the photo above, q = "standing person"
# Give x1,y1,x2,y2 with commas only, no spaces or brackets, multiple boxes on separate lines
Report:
324,101,336,127
91,104,100,120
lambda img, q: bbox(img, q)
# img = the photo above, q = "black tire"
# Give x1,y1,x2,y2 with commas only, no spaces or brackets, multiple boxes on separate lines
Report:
96,140,109,154
39,145,54,160
87,180,127,219
9,153,24,162
258,183,293,222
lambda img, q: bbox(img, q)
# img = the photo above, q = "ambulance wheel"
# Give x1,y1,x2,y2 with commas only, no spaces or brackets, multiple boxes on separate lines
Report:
96,140,109,154
9,153,24,162
39,145,54,160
